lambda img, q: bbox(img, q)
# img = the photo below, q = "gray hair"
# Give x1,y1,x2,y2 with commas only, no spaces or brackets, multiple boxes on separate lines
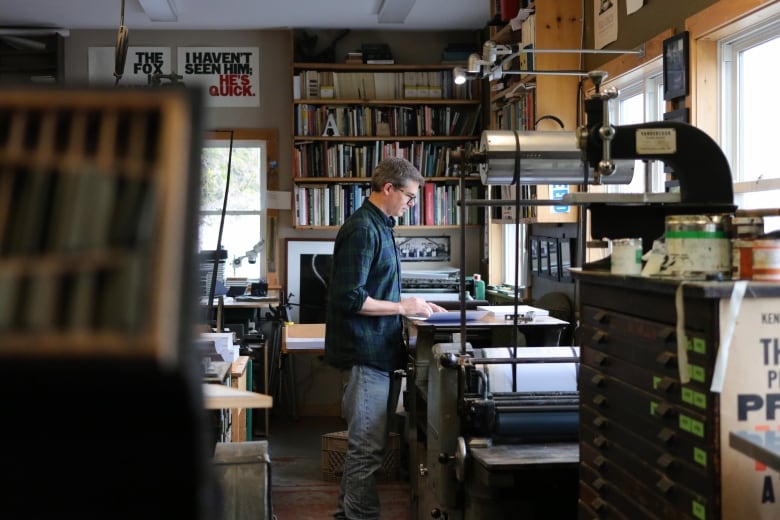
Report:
370,157,425,191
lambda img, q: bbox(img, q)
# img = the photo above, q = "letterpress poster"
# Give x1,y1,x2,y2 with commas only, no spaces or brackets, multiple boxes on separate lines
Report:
720,297,780,518
178,47,260,107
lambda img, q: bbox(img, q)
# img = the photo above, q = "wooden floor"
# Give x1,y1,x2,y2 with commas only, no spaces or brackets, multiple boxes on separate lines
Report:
265,414,411,519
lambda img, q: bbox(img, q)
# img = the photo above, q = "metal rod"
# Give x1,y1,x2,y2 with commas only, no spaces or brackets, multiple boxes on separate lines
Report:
459,198,586,207
471,356,580,364
501,70,590,77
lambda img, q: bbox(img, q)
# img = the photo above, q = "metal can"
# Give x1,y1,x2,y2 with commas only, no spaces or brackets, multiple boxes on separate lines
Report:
751,240,780,281
665,214,731,279
610,238,643,276
730,216,763,280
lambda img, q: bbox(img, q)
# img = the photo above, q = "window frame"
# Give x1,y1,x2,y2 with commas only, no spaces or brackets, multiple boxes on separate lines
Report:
199,129,276,282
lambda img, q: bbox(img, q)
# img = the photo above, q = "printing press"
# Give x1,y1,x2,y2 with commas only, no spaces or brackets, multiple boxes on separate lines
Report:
406,72,736,519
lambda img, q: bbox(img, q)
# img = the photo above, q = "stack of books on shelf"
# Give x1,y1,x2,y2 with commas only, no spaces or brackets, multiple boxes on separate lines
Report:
361,43,394,64
294,69,476,101
345,51,363,64
441,42,479,64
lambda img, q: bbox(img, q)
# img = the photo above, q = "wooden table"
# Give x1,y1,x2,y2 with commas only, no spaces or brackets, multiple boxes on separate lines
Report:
229,356,250,441
276,323,326,418
282,322,325,353
202,383,272,410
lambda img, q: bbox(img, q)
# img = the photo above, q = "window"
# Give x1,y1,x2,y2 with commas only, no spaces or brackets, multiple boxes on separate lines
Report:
601,59,666,194
719,17,780,209
199,130,267,281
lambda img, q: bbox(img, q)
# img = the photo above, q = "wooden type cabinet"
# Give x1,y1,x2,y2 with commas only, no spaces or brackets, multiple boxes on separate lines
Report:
575,271,780,519
291,62,483,229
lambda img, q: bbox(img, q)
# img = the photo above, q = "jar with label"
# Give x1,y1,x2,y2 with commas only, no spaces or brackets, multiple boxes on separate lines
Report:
610,238,643,275
665,214,731,279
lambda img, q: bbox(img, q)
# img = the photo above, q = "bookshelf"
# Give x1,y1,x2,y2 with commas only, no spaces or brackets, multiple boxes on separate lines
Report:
291,62,484,229
485,0,581,226
0,86,202,360
483,0,582,286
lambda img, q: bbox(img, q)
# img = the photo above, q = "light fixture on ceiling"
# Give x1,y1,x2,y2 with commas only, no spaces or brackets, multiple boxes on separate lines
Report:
377,0,416,24
138,0,178,22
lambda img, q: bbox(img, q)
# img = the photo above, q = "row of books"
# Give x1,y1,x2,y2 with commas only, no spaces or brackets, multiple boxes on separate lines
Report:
494,88,535,130
293,141,474,179
294,70,476,101
294,183,484,227
294,104,481,138
490,185,538,221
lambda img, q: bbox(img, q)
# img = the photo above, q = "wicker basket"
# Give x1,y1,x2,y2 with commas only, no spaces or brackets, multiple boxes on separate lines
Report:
321,431,400,482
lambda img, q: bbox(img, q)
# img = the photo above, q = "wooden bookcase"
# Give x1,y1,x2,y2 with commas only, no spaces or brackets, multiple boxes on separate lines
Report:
291,62,484,229
484,0,582,285
486,0,581,226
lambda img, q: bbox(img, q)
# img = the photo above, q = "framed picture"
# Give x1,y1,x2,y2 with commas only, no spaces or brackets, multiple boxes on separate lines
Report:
285,239,334,323
394,235,451,262
663,107,690,123
663,31,689,101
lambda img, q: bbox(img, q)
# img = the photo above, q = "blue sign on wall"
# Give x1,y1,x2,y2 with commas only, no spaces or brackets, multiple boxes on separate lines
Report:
551,184,570,213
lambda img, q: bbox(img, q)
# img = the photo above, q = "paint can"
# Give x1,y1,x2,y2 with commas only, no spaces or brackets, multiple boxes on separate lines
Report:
751,240,780,281
610,238,643,275
730,216,763,280
665,214,731,279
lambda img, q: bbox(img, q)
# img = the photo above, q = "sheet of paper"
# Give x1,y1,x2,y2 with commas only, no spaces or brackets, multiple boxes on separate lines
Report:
626,0,644,15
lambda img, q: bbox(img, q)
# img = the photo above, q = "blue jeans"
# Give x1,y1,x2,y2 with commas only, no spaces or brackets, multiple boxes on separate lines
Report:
334,365,400,520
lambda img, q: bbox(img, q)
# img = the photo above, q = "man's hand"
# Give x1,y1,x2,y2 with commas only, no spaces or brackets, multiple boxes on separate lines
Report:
399,297,446,318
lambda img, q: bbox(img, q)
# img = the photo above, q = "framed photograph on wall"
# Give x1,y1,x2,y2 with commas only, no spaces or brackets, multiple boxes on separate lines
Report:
285,239,334,324
663,31,690,101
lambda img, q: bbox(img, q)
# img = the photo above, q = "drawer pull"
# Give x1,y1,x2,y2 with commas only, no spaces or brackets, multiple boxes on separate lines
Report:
593,394,608,408
656,477,674,494
595,353,609,366
594,455,606,468
657,428,676,444
592,477,606,491
594,435,608,448
594,311,610,324
592,330,608,344
655,351,676,368
654,402,674,418
591,374,606,387
658,327,676,342
593,416,608,429
658,377,676,392
657,453,674,469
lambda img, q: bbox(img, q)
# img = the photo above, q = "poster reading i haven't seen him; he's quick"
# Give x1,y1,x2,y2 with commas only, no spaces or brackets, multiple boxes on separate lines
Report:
178,47,260,108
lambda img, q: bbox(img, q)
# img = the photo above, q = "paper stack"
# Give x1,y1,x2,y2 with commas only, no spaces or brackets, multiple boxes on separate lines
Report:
476,305,549,320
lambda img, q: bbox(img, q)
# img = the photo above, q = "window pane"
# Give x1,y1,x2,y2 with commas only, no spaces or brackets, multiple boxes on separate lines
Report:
614,92,646,193
201,144,262,211
199,138,266,281
199,214,263,279
740,36,780,182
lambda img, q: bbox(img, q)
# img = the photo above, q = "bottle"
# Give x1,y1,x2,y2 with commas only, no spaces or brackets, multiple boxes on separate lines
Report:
473,273,486,301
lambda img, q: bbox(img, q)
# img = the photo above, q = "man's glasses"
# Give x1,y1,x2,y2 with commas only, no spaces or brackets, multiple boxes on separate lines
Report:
396,187,417,205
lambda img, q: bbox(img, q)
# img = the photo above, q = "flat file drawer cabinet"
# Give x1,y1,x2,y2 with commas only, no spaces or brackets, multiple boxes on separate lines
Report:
574,272,780,520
